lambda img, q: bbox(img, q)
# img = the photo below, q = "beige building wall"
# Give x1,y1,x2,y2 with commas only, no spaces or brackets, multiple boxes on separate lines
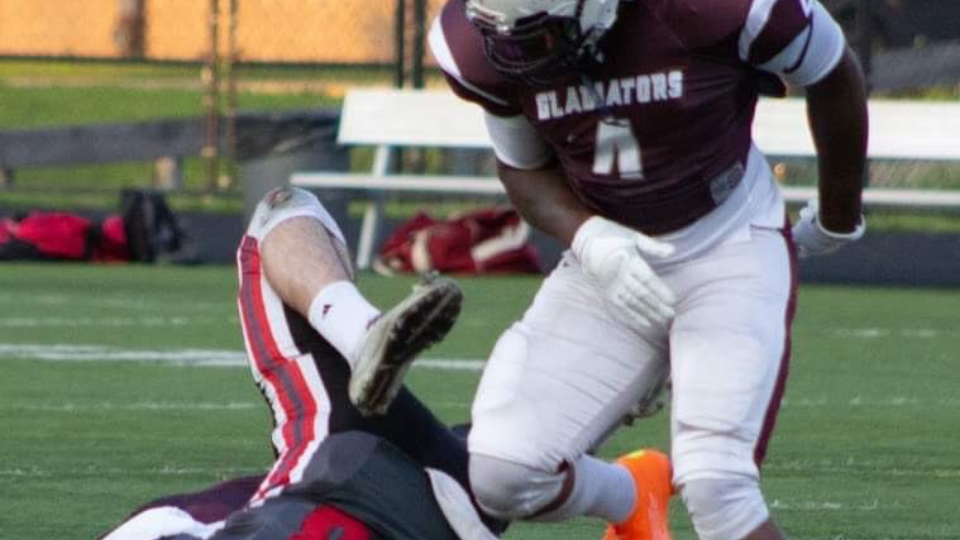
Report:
0,0,118,57
0,0,448,63
144,0,209,61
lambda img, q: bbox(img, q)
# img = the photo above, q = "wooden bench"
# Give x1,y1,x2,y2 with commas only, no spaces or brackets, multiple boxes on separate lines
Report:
292,88,960,269
0,111,340,193
0,118,208,190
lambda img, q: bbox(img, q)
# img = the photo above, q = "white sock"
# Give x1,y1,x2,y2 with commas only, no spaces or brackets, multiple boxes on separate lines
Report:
308,281,380,367
534,455,636,523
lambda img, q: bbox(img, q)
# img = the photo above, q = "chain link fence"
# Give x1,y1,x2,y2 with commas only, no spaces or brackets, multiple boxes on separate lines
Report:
824,0,960,94
0,0,957,199
1,1,956,84
0,0,399,64
3,0,958,97
0,0,438,197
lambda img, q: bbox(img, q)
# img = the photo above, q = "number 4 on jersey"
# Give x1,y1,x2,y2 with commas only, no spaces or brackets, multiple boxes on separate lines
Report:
592,119,644,180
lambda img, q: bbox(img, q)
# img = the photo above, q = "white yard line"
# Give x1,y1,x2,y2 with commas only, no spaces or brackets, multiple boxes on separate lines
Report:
1,466,264,478
0,317,201,327
7,401,259,412
4,345,955,404
781,396,959,408
768,499,895,511
832,328,942,339
0,343,486,371
767,458,960,479
0,467,51,478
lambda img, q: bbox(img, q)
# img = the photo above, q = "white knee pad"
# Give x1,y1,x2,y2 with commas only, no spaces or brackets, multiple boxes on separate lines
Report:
247,187,345,245
469,454,564,520
681,476,770,540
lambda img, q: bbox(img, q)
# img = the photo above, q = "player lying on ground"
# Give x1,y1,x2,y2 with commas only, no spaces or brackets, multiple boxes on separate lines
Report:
99,187,507,540
97,427,501,540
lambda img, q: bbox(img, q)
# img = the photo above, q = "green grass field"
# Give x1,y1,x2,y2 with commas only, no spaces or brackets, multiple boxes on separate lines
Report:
1,264,958,539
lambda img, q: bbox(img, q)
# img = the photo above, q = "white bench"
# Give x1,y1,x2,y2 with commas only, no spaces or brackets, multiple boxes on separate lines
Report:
292,88,960,269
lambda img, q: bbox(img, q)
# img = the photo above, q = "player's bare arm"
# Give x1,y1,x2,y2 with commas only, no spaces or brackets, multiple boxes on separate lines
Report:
805,46,869,233
496,159,592,247
498,158,676,327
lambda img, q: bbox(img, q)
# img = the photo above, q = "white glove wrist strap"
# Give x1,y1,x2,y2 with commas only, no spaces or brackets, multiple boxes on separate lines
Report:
571,215,607,257
815,215,866,241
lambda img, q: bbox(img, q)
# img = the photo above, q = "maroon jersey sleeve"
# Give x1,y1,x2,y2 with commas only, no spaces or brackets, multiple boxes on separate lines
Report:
747,0,847,86
649,0,755,53
653,0,807,60
654,0,844,86
428,0,522,117
737,0,817,65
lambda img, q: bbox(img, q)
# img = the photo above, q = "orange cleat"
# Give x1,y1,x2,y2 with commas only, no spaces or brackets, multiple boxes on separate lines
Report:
601,449,674,540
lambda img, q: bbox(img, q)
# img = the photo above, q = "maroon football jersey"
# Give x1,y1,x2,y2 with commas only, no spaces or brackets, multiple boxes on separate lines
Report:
432,0,817,234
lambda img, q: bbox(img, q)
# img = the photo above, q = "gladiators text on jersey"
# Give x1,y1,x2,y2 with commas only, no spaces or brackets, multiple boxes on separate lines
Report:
535,70,683,121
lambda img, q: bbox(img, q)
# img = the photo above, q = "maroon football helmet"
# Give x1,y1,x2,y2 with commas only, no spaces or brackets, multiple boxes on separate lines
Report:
465,0,623,83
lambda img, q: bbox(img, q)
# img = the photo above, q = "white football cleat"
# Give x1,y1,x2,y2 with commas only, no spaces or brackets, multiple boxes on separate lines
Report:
349,273,463,416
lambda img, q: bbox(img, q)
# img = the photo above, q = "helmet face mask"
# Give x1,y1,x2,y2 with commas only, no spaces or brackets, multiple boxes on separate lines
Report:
476,13,585,84
466,0,620,85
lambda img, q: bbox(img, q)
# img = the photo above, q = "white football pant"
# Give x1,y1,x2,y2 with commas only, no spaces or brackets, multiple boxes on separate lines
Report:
469,222,795,516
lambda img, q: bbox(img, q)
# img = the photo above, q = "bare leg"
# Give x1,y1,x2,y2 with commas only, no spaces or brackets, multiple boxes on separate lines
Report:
248,187,462,415
260,215,380,367
261,215,357,315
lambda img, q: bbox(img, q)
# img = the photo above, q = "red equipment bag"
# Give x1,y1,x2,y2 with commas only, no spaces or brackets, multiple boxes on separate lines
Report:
0,212,131,261
375,206,541,275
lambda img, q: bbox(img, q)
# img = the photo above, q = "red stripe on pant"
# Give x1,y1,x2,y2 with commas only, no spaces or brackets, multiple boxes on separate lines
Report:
753,223,799,467
257,362,320,500
238,236,319,499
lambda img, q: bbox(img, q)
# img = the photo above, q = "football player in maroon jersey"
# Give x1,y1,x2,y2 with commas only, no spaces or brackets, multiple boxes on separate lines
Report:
430,0,868,539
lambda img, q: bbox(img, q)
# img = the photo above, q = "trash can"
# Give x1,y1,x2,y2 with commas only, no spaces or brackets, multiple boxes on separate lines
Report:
238,110,350,226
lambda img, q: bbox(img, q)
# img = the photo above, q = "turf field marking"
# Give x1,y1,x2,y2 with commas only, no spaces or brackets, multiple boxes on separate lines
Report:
832,328,942,339
767,458,960,479
0,292,225,311
0,343,486,371
33,294,70,306
0,316,201,327
782,396,941,408
149,465,265,476
0,467,50,477
417,359,487,371
8,401,259,412
768,498,896,511
0,344,247,364
2,466,265,478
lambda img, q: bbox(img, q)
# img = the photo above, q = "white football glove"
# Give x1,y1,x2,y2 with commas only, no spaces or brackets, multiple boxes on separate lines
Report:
791,199,866,259
572,216,676,328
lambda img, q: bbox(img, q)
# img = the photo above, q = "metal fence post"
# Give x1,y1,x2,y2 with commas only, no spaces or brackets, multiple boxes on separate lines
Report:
858,0,874,94
115,0,146,58
203,0,222,192
0,167,13,190
394,0,406,88
412,0,427,89
222,0,239,190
